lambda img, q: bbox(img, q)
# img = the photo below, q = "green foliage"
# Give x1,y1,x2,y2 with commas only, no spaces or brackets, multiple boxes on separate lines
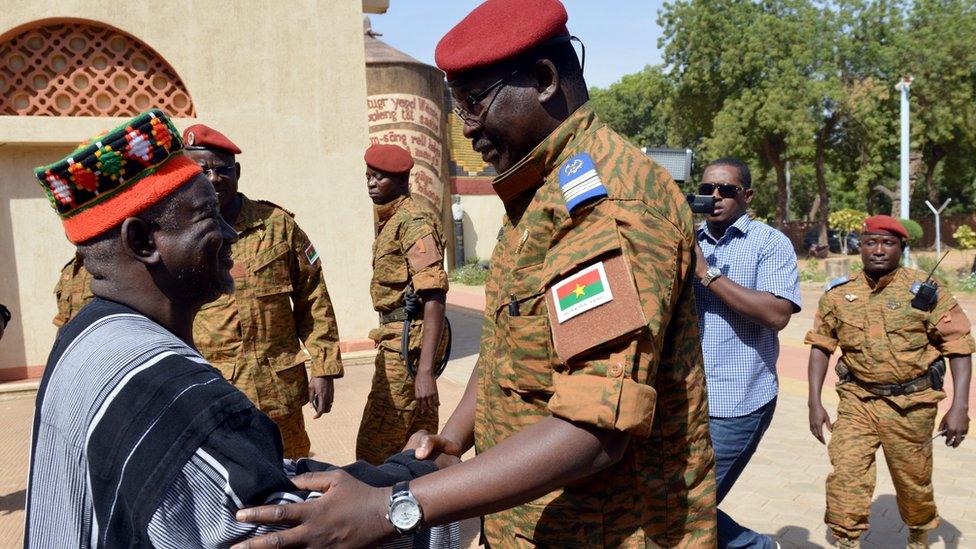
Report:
915,255,949,285
899,218,924,245
591,0,976,224
851,259,863,272
828,209,869,234
799,259,827,283
589,66,673,148
449,259,489,286
957,274,976,293
953,225,976,250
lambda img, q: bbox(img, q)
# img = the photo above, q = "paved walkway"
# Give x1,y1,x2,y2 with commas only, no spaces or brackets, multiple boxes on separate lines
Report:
0,285,973,547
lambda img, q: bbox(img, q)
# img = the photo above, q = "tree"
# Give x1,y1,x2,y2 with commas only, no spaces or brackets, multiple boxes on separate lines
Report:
828,208,868,254
896,0,976,208
589,65,673,148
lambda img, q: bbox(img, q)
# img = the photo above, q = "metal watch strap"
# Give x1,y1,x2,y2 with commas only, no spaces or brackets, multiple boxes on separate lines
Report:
701,267,722,287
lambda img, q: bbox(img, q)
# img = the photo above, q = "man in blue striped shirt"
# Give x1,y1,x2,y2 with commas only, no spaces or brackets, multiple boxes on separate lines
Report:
694,158,801,548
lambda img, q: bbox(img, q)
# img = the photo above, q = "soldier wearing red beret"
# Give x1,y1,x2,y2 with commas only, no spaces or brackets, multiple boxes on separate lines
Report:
806,214,973,548
52,123,345,460
355,144,450,466
234,0,717,546
182,124,344,460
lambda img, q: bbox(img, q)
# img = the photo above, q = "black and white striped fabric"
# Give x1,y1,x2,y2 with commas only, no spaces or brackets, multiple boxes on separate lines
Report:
26,299,459,548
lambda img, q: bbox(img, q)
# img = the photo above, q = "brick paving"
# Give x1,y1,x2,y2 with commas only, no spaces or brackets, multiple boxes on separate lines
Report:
0,290,973,547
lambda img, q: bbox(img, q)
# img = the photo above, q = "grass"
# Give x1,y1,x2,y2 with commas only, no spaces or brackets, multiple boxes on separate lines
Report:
449,259,489,286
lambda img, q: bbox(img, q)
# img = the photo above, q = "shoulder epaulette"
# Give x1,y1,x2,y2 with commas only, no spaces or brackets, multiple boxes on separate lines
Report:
558,152,607,214
825,275,850,291
256,199,295,217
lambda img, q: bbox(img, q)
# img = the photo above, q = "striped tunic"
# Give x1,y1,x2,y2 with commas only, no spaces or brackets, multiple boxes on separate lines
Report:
26,299,458,548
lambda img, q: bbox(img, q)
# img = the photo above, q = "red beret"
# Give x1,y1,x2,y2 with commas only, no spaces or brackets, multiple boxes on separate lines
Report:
364,144,414,174
862,215,909,239
182,124,241,155
435,0,569,82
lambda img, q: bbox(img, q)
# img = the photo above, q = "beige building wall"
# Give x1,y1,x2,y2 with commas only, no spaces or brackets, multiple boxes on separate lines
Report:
459,195,504,263
0,1,375,377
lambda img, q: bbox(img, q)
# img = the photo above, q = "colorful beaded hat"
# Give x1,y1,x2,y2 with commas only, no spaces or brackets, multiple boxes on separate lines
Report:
34,109,202,243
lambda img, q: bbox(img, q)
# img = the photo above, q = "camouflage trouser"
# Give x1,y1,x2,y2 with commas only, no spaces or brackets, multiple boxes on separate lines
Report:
825,392,939,539
356,349,438,465
272,407,311,460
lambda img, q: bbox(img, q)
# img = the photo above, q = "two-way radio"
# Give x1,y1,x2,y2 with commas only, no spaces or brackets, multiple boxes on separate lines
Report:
911,250,950,311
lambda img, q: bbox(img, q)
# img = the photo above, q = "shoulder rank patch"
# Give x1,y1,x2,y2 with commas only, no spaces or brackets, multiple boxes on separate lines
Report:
910,281,921,295
558,152,607,213
550,261,614,323
825,275,850,291
304,243,319,265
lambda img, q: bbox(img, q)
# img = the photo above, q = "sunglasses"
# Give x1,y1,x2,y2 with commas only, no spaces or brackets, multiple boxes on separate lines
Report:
202,164,236,179
698,183,744,199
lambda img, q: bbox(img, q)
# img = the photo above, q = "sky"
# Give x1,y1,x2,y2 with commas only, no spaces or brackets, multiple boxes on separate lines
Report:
369,0,669,89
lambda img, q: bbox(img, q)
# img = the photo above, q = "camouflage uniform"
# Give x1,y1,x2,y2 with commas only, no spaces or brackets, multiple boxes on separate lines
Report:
53,254,94,328
476,105,716,547
804,267,975,540
189,195,342,459
356,195,449,465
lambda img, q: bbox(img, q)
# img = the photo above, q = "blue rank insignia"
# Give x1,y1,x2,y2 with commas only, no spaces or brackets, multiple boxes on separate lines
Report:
910,282,921,295
825,275,850,291
558,153,607,213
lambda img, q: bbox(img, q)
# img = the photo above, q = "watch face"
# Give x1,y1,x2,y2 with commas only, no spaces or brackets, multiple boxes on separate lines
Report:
390,499,421,530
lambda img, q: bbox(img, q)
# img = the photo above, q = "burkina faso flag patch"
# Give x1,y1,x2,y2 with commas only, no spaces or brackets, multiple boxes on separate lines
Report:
550,261,614,323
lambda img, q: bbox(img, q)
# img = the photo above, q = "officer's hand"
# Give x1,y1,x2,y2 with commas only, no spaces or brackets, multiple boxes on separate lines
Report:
414,369,439,414
809,403,833,445
694,243,708,280
939,406,969,448
405,429,464,461
308,376,334,419
232,470,394,549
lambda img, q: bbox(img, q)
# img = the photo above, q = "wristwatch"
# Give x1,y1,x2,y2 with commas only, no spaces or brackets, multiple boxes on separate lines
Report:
700,266,722,287
387,481,423,534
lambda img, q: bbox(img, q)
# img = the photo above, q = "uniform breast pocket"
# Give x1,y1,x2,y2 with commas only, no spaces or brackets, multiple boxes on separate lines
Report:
496,313,559,394
836,313,865,350
886,308,929,351
251,242,294,298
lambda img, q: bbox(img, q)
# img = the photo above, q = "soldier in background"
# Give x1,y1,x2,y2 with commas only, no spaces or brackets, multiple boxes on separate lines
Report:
182,124,343,459
356,143,448,465
53,252,93,329
806,215,973,549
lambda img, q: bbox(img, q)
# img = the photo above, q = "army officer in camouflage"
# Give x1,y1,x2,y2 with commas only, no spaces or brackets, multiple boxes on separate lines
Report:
356,143,449,465
806,215,973,549
53,252,93,329
183,124,343,459
232,1,716,547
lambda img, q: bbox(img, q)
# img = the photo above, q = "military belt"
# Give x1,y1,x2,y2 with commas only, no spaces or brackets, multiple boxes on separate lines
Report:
839,359,945,397
380,307,408,324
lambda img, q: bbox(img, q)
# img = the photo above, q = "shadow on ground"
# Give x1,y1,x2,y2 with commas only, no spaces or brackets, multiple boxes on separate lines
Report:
0,489,24,515
772,494,963,547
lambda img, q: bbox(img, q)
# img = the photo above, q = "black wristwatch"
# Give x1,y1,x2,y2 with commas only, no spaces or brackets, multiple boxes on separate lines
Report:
387,480,423,534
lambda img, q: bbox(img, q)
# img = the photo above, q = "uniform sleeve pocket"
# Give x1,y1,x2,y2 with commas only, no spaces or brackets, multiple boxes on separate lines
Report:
496,314,558,394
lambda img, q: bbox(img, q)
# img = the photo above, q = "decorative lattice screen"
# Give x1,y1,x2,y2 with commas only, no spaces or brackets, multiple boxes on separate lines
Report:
0,22,195,117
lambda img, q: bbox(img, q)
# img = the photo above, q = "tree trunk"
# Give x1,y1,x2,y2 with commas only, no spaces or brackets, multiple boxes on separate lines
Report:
814,115,837,247
872,185,899,217
923,146,946,206
761,135,788,228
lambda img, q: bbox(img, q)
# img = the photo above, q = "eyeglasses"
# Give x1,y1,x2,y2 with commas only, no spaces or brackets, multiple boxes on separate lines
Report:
202,164,235,179
451,35,587,125
698,183,744,199
452,67,522,125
